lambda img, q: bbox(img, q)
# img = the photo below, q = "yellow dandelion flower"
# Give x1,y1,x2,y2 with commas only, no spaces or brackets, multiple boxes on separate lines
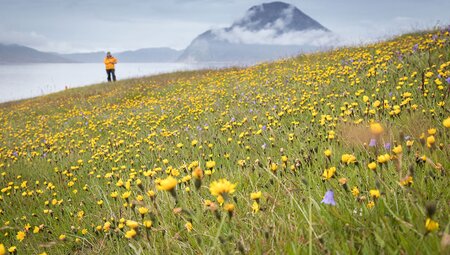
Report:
341,154,357,164
425,218,439,232
121,191,131,199
426,136,435,147
427,128,437,135
368,162,377,170
399,176,413,186
443,117,450,128
369,189,380,199
252,201,260,214
126,220,139,229
156,176,177,191
185,222,193,232
322,167,336,180
16,231,26,241
125,229,137,239
392,145,402,154
206,160,216,169
209,179,236,197
138,207,149,215
370,123,384,135
351,187,360,197
143,220,152,229
224,203,235,212
250,191,262,200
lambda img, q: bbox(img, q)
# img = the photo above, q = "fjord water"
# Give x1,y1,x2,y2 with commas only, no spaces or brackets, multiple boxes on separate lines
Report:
0,62,221,103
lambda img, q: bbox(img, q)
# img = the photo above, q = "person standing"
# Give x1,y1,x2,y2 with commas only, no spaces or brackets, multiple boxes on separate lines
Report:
104,52,118,82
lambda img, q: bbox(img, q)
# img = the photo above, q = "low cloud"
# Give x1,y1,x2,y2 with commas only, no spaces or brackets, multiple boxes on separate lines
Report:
0,26,79,53
212,27,339,47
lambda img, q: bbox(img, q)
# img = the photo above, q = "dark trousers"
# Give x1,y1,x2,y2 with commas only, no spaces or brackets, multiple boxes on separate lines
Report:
106,69,116,82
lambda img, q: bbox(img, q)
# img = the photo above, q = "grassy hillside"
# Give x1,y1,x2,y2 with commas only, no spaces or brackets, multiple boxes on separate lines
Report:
1,29,450,254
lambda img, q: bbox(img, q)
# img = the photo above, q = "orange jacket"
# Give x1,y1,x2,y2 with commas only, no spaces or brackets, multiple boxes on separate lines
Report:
104,56,117,70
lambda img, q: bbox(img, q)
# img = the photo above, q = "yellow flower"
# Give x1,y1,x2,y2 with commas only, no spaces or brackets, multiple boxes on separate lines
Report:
406,140,414,147
121,191,131,199
125,229,137,239
399,176,413,186
103,222,111,232
367,201,375,208
427,128,436,135
377,154,390,164
156,176,177,191
185,222,193,232
370,123,384,135
270,163,278,172
367,162,377,171
443,117,450,128
217,195,225,205
425,218,439,232
250,191,262,200
7,247,16,253
143,220,152,229
59,234,66,241
0,244,5,255
16,231,26,241
252,201,260,214
224,203,235,212
324,149,332,157
206,160,216,169
341,154,357,164
138,207,149,215
126,220,139,229
322,167,336,180
351,187,360,197
369,189,380,198
425,71,433,78
426,136,435,147
392,145,402,154
192,167,203,179
209,179,236,197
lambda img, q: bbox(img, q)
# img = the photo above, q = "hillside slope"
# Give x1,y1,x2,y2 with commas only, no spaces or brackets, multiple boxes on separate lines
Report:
0,30,449,254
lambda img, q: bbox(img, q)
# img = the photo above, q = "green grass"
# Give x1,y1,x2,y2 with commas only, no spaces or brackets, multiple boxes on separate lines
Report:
0,29,450,254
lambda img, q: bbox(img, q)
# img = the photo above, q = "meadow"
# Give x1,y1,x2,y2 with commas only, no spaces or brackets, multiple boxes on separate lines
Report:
0,29,450,254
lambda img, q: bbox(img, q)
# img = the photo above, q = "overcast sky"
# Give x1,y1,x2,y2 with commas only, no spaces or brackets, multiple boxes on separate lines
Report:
1,0,449,53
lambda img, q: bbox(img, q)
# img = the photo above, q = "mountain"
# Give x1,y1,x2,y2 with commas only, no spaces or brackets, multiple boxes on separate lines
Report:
0,44,182,64
60,51,106,63
0,43,73,64
61,48,182,63
116,48,182,62
179,1,331,63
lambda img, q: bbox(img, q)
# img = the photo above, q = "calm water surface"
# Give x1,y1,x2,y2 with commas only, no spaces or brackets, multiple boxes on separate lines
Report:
0,62,228,103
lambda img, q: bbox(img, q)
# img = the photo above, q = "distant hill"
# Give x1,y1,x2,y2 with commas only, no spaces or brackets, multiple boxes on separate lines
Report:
61,48,182,63
0,45,182,64
116,48,182,62
60,51,106,63
0,43,73,64
179,1,331,63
